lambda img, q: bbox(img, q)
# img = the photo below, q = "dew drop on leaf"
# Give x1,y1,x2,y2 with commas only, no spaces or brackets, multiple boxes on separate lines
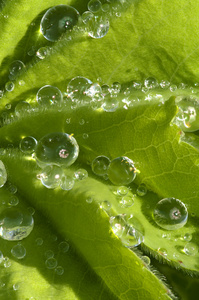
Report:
36,47,49,59
11,244,26,259
117,186,128,196
58,241,69,253
100,200,112,211
60,174,74,191
184,242,198,256
19,136,37,154
141,255,151,266
55,266,64,275
108,156,136,185
9,60,25,78
101,96,118,112
5,81,14,92
136,183,147,196
144,77,158,89
74,169,88,181
183,233,192,242
15,101,31,117
45,250,54,259
0,160,7,188
91,155,110,176
39,165,63,189
87,15,109,39
36,85,63,106
119,195,134,208
40,5,79,42
45,257,58,269
153,197,188,230
88,0,102,13
82,11,94,24
8,196,19,206
35,132,79,167
67,76,92,101
0,207,34,241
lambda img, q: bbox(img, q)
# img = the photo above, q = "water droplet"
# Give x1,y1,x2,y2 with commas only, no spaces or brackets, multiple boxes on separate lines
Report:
36,47,49,59
45,257,57,269
60,174,75,191
144,77,158,89
11,244,26,259
117,186,129,196
5,103,11,110
184,242,198,256
0,207,34,241
74,169,88,180
27,207,35,215
15,101,31,117
170,84,177,92
88,0,102,13
101,96,118,112
39,165,63,189
19,136,37,154
0,90,3,98
91,155,110,176
9,60,25,78
4,257,11,268
36,85,63,106
8,196,19,206
183,233,192,242
35,132,79,167
45,250,54,259
119,195,134,208
0,160,7,188
58,241,69,253
110,82,121,95
153,197,188,230
67,76,92,101
136,183,147,196
5,81,14,92
110,215,126,238
108,156,136,185
142,256,150,266
88,15,109,39
82,133,89,139
0,251,4,263
13,283,20,291
82,11,94,24
160,80,170,89
40,5,79,42
79,119,85,125
55,266,64,275
35,237,43,246
100,200,112,211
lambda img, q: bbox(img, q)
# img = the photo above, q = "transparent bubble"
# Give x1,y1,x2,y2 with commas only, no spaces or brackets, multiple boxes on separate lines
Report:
136,183,147,196
36,85,63,106
91,155,110,176
153,197,188,230
88,15,109,39
109,82,121,95
158,248,168,256
119,195,134,208
82,133,89,139
170,84,177,92
183,233,192,242
117,186,128,196
81,11,94,24
101,84,110,96
74,169,88,180
45,250,54,259
160,80,170,89
60,174,75,191
67,76,92,101
5,103,11,110
58,241,70,253
45,257,58,269
86,83,103,101
101,97,118,112
88,0,102,13
100,200,112,211
13,283,20,291
110,215,126,238
40,5,79,42
15,101,31,117
108,156,136,185
19,136,37,154
142,256,150,266
4,257,11,268
0,160,7,188
35,132,79,167
101,3,110,12
144,77,158,89
11,244,26,259
35,237,43,246
27,207,35,215
9,60,25,78
184,242,198,256
40,165,63,189
0,207,34,241
55,266,64,275
5,81,14,92
36,47,49,59
8,196,19,206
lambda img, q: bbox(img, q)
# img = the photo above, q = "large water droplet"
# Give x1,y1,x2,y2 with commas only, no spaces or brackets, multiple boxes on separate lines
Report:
19,136,37,154
153,197,188,230
67,76,92,102
35,132,79,167
40,5,79,42
0,207,34,240
36,85,63,106
0,160,7,188
91,155,110,176
11,244,26,259
108,156,136,185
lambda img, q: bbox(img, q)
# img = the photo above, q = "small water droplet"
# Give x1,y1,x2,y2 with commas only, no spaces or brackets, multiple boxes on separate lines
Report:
86,196,93,203
35,237,43,246
11,244,26,259
184,242,198,256
60,174,75,191
141,256,150,266
100,200,112,211
170,84,177,92
153,197,188,230
160,80,170,89
117,186,129,196
158,248,168,256
45,257,58,269
144,77,158,89
183,233,192,242
88,0,102,13
9,60,25,79
13,283,20,291
5,81,15,92
8,196,19,206
119,195,134,208
55,266,64,275
36,85,63,106
108,156,136,185
102,96,118,112
40,5,79,42
15,101,31,117
39,165,63,189
0,160,7,188
19,136,37,154
91,155,110,176
67,76,92,102
74,169,88,180
87,15,109,39
36,47,49,59
45,250,54,259
136,183,147,196
58,241,69,253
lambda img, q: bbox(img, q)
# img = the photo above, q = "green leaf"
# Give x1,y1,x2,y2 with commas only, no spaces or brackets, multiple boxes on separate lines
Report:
1,0,199,299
